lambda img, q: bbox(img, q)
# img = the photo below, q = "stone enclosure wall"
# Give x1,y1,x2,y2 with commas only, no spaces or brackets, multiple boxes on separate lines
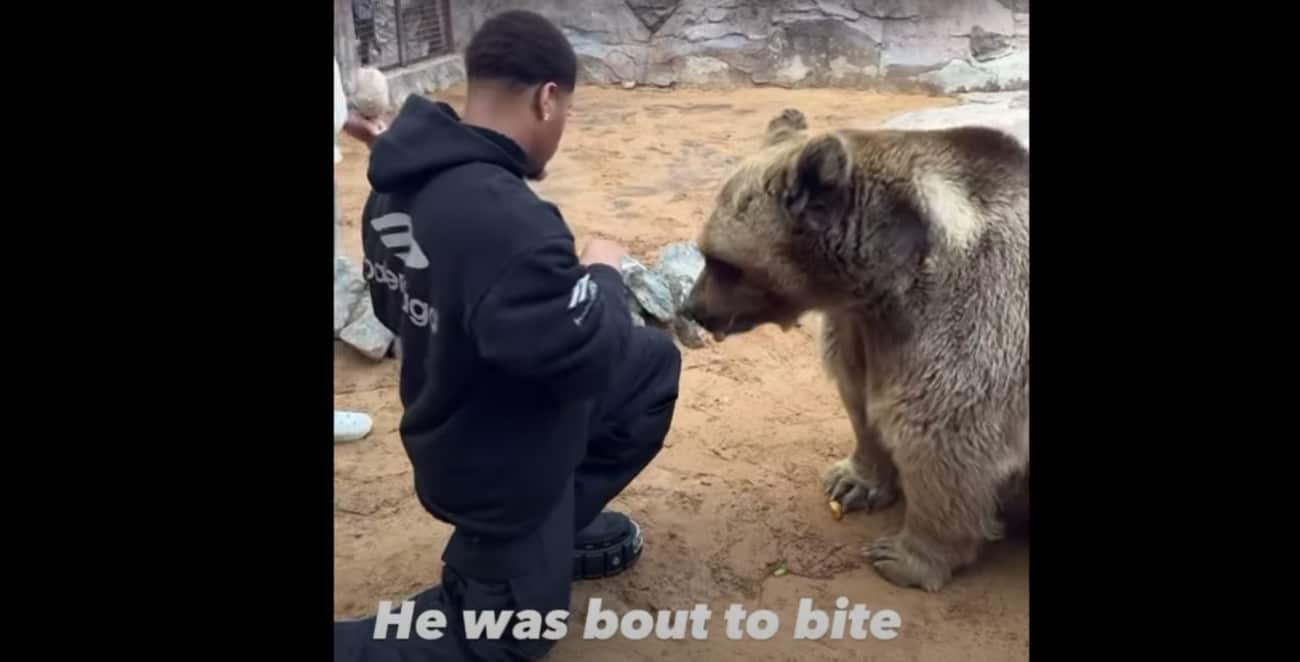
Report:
447,0,1028,93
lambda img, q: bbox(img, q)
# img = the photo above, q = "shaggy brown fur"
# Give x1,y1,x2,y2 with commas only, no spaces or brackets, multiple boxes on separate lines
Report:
682,109,1029,591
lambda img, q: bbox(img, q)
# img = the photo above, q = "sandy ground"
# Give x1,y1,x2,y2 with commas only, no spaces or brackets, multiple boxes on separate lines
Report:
334,85,1028,661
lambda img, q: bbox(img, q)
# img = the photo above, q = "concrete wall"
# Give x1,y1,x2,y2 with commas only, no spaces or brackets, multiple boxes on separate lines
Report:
336,1,1029,108
448,0,1028,93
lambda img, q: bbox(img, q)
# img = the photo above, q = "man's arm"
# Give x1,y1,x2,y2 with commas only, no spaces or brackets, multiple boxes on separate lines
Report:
343,112,385,148
468,237,633,396
335,58,385,148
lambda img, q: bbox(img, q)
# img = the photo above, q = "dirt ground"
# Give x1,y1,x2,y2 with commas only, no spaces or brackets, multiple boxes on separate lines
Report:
334,84,1028,661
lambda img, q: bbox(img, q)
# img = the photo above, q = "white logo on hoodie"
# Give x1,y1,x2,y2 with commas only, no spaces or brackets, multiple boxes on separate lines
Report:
369,212,430,269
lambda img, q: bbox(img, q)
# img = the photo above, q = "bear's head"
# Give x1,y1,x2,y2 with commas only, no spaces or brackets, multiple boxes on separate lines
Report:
682,109,933,341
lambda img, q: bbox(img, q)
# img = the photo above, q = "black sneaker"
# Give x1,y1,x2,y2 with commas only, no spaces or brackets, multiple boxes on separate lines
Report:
573,511,643,580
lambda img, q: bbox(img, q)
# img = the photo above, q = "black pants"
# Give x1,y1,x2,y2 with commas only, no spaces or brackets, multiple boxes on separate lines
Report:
336,328,681,661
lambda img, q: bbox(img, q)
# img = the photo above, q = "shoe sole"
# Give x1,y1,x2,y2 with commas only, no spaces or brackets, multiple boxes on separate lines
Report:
573,520,642,581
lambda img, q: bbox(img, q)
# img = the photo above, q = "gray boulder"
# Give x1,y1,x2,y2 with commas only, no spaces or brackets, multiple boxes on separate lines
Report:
655,241,706,303
334,256,366,336
621,256,676,322
334,255,394,360
339,294,395,360
619,242,709,349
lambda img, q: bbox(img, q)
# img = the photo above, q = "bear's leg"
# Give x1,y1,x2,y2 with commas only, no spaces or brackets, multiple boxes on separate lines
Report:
864,426,1006,592
819,314,899,513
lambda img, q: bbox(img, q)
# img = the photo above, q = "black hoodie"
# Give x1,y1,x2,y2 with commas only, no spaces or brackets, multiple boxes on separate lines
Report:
360,95,633,541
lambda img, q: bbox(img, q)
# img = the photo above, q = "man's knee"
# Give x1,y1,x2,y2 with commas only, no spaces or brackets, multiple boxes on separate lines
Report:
592,328,682,450
636,327,682,400
630,329,681,451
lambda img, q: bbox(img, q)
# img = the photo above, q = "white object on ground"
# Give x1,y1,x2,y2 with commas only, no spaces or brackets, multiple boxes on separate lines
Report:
334,410,373,443
334,256,366,335
882,92,1029,150
339,294,395,360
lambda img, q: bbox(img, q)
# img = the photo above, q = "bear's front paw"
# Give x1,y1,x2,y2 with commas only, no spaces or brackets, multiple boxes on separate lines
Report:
822,457,898,513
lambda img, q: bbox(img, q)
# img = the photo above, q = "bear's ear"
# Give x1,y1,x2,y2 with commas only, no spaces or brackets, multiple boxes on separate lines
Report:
784,133,853,226
764,108,807,146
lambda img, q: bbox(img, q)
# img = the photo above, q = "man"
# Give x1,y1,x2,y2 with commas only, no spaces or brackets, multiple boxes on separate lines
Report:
334,55,392,442
335,10,681,660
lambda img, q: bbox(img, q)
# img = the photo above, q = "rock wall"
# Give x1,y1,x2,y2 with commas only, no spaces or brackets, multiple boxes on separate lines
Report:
447,0,1028,93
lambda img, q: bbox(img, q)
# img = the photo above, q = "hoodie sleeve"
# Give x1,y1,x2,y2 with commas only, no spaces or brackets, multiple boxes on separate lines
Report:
467,237,632,396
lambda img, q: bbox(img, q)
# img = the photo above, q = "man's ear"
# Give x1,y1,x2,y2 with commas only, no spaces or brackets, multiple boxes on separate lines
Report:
534,82,559,121
784,133,853,226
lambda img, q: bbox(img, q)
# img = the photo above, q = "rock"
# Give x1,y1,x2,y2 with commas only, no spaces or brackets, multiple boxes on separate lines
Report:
969,26,1013,62
627,291,648,322
882,91,1029,149
656,241,705,279
576,45,644,84
621,256,676,322
615,243,711,348
625,0,681,34
851,1,921,20
917,58,998,93
334,256,366,336
980,48,1028,88
335,254,395,360
339,293,395,360
621,80,637,89
654,241,705,304
653,242,709,348
448,0,1026,89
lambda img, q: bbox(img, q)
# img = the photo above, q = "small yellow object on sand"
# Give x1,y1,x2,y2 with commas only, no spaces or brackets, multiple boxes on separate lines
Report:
772,567,788,577
830,499,844,521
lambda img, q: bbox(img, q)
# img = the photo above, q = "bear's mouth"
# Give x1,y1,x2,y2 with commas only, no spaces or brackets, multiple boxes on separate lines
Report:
709,313,762,342
712,314,739,341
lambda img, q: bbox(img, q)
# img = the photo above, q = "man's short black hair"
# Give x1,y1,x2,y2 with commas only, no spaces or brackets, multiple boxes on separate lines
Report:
465,10,578,92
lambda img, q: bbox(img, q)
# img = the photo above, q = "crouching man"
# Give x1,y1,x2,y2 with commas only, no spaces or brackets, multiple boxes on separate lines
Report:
335,10,681,661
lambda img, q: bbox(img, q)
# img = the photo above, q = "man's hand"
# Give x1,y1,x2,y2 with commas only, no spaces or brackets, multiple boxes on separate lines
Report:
579,238,629,270
343,111,385,148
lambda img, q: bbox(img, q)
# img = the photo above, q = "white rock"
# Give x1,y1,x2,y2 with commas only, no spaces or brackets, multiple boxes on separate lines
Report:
654,241,706,308
917,47,1029,94
918,59,998,93
339,294,394,360
334,256,365,336
621,256,676,322
883,92,1029,150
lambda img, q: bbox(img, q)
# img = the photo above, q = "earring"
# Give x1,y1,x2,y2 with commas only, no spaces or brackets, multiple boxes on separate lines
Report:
544,113,551,121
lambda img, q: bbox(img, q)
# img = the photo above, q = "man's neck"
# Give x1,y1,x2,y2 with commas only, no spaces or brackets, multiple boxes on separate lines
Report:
463,90,533,160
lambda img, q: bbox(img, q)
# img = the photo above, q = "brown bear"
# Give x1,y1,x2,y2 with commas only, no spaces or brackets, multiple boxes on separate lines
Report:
682,109,1029,592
